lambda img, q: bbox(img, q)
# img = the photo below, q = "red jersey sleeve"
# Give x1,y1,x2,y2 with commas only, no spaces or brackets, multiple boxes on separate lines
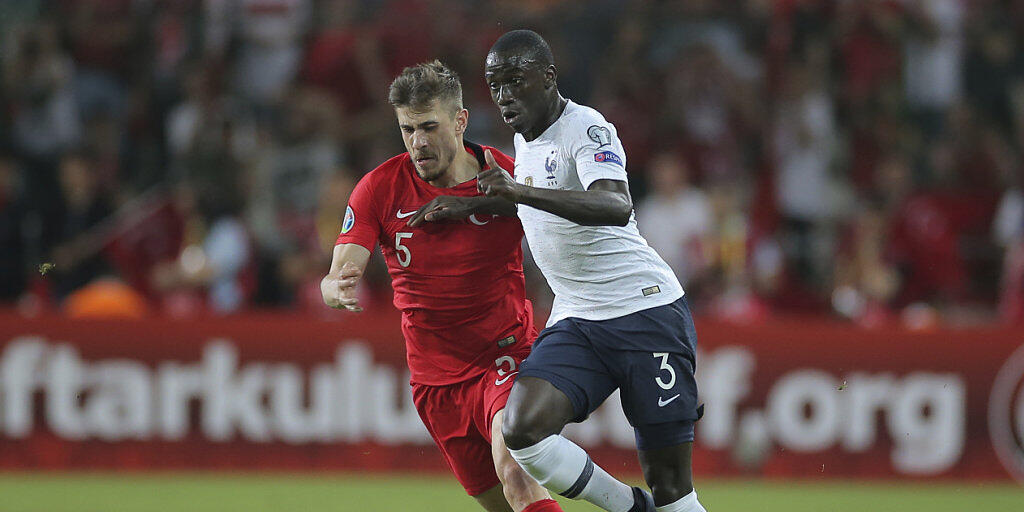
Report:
335,173,382,250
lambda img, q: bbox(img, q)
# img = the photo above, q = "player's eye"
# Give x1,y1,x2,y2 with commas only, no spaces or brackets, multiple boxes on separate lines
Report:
488,82,499,91
402,127,414,134
511,78,523,86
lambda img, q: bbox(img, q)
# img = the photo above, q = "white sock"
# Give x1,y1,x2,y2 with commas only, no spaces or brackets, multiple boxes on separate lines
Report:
656,490,707,512
508,434,635,512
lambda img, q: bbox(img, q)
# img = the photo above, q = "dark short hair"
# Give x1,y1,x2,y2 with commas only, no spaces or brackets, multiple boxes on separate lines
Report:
488,29,554,68
388,60,463,113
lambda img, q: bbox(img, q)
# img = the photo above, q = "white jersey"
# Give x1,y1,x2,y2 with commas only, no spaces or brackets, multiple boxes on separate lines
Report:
513,100,684,326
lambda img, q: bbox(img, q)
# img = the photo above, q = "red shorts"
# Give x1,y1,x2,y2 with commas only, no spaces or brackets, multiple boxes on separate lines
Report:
412,346,530,496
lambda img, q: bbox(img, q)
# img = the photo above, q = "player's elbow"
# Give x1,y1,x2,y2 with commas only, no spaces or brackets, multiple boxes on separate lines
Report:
586,199,631,227
610,195,632,226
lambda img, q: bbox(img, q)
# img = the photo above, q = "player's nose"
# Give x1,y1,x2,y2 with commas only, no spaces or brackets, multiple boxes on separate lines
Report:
496,85,515,105
411,131,429,149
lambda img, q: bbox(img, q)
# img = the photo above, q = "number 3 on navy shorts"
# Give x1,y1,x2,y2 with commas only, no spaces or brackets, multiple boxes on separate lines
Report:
495,356,518,386
653,352,676,390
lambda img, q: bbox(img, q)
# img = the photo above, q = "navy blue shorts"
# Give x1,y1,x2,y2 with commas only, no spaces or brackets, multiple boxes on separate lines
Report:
518,297,701,450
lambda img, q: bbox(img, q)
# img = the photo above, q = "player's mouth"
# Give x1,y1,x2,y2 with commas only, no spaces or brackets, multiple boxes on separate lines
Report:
414,155,435,165
502,110,521,124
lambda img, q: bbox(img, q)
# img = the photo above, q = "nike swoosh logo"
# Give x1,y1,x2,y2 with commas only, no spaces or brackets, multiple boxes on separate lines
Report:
396,210,417,219
495,372,518,386
658,394,681,407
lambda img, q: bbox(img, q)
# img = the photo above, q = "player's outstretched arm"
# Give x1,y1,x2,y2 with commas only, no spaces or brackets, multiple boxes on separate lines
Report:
321,243,371,312
405,195,517,227
478,150,632,226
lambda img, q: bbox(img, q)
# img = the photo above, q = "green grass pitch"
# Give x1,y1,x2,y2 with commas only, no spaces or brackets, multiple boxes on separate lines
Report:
0,473,1020,512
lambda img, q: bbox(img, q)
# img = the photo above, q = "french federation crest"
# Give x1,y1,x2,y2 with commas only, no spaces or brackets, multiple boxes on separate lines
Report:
545,151,557,179
525,176,533,186
341,205,355,233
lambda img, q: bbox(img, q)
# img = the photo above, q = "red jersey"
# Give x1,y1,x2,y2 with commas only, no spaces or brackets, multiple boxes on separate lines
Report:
336,142,535,386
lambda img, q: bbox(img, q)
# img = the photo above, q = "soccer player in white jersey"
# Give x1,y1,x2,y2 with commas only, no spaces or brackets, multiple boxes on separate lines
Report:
472,30,709,512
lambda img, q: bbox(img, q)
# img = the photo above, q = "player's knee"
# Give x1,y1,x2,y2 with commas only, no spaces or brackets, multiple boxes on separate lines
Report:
501,405,548,450
501,478,535,508
500,409,535,450
502,379,574,450
495,455,543,508
495,455,526,490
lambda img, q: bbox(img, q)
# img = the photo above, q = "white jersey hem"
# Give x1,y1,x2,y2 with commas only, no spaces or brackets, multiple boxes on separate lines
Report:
545,289,685,327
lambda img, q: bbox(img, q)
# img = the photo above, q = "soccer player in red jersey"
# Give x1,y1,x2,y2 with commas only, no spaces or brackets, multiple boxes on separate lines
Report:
321,61,562,512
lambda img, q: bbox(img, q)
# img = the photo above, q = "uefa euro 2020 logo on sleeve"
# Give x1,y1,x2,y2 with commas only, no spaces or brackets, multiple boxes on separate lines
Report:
989,342,1024,483
341,206,355,234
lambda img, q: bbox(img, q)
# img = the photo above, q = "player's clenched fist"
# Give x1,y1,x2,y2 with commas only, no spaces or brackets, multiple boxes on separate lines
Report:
478,150,520,201
320,261,364,312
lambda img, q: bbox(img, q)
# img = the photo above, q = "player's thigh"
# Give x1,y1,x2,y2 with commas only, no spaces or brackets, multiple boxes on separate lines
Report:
584,298,701,430
412,383,502,497
504,320,617,446
618,348,699,430
490,409,516,469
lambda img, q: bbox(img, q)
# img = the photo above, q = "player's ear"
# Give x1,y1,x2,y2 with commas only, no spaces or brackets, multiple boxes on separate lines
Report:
544,65,557,89
454,108,468,134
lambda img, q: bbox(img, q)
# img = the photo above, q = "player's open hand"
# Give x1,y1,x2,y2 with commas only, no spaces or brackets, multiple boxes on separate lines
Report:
478,150,519,201
406,196,475,227
321,261,363,312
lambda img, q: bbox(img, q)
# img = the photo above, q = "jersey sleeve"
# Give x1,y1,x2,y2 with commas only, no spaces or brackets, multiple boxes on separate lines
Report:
335,173,382,251
569,113,628,189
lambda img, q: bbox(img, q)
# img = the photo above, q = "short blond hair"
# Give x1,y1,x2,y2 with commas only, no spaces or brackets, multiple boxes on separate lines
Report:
388,60,463,114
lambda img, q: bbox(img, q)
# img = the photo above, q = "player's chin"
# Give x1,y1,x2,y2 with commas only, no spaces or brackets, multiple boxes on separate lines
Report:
414,162,441,180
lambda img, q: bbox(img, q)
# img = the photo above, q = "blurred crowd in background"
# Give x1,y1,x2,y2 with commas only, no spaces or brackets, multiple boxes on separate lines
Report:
1,0,1024,327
